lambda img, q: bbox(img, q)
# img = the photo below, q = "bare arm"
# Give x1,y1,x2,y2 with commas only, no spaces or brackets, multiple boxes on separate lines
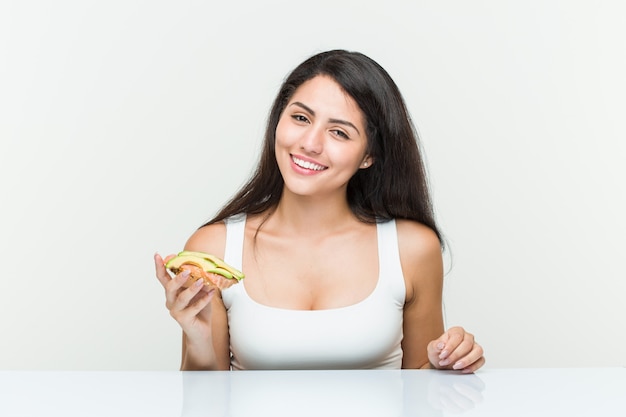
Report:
398,220,485,372
179,292,230,370
155,222,231,370
397,220,445,369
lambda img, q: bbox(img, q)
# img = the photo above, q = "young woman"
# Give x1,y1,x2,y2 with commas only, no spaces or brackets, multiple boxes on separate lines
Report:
155,50,485,372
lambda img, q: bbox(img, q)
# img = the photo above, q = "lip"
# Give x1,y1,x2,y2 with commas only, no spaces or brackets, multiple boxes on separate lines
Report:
289,154,328,175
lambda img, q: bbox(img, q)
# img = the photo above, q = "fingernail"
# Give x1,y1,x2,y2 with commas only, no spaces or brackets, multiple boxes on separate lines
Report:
453,361,464,370
439,349,449,359
439,359,451,367
181,270,190,277
437,342,445,350
193,279,203,288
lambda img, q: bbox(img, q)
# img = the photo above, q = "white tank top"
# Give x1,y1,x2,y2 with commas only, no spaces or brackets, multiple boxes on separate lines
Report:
221,215,406,370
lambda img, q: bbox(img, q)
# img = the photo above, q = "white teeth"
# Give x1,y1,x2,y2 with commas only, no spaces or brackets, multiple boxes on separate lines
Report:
292,156,326,171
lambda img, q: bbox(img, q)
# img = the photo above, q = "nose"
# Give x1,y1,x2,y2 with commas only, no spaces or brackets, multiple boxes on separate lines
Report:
299,127,324,155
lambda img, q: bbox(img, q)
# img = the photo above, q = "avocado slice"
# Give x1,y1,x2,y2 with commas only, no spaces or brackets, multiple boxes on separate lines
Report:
177,251,245,280
204,254,245,280
168,252,244,280
165,255,213,272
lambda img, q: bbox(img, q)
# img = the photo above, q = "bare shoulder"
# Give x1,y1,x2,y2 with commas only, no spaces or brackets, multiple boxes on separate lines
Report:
395,219,443,303
396,219,442,260
183,221,227,259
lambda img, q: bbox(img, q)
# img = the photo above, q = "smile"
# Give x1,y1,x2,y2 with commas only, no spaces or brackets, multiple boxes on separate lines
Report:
291,155,327,171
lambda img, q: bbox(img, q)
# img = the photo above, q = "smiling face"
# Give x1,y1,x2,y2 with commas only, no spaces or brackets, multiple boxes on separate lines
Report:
274,75,373,200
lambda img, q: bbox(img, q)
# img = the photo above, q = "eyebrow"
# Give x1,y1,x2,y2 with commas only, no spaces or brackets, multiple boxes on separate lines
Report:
290,101,361,136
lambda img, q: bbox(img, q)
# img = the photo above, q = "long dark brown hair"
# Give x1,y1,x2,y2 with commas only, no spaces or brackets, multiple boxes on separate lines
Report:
205,50,443,245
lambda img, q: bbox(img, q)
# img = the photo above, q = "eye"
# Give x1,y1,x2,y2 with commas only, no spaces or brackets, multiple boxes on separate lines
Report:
292,114,310,124
331,129,350,139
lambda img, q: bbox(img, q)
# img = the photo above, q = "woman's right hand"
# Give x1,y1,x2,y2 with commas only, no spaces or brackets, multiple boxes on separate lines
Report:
154,253,216,342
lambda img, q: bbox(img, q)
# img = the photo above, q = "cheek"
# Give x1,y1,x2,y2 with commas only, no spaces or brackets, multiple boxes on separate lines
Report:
330,145,368,170
274,121,291,168
274,117,293,148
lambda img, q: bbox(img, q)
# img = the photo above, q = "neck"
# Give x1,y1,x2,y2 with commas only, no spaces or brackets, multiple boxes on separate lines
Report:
269,189,357,235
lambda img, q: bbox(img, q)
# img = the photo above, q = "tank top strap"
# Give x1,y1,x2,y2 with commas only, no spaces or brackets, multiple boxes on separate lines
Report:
224,214,246,271
376,219,406,306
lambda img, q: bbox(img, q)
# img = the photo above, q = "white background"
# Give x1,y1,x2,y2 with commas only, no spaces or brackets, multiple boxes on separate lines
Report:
1,0,624,370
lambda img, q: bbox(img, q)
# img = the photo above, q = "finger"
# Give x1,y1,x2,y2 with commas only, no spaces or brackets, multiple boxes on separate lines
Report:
170,276,206,312
428,332,449,356
164,270,191,308
186,289,215,317
171,288,215,325
449,341,484,371
461,356,486,374
154,253,173,287
439,327,466,361
458,349,486,374
426,333,449,368
441,334,475,368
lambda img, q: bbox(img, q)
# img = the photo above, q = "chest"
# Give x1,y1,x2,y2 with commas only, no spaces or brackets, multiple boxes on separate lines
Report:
241,228,379,310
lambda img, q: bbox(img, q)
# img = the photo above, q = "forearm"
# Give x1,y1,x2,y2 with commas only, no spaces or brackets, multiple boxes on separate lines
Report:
180,332,229,370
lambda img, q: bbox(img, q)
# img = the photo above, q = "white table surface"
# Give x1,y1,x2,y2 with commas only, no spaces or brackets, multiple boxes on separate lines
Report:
0,368,624,416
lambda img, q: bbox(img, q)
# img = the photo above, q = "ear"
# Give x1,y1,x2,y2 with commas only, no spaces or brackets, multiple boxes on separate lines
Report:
360,155,374,169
